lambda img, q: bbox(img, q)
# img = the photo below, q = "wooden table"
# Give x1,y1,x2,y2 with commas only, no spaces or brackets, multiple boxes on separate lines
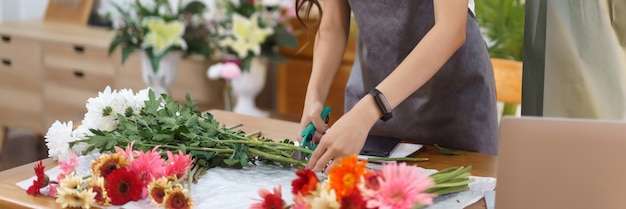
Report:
0,110,496,209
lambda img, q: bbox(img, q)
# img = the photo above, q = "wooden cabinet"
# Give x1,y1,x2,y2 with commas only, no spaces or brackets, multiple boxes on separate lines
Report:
0,20,224,135
0,35,43,132
275,21,357,125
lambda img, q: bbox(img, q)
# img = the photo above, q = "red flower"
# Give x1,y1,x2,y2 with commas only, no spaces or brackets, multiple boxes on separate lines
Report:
105,169,142,205
363,170,384,191
26,180,43,196
340,190,367,209
26,160,48,196
291,169,318,196
250,185,285,209
34,161,47,184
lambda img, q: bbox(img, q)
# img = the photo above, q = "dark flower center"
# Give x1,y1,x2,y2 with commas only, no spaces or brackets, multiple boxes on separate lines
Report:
119,182,129,194
168,194,186,209
102,162,118,177
151,188,166,203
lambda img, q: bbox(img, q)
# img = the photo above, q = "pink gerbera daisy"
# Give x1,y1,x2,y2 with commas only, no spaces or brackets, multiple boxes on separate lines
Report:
114,141,138,161
125,147,166,198
366,163,436,209
165,151,193,179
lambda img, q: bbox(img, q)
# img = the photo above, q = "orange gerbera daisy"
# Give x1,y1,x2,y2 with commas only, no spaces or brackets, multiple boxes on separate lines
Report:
91,153,129,178
328,155,367,197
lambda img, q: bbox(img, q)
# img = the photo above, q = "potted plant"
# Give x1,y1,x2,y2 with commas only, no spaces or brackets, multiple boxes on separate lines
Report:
475,0,525,116
206,0,298,116
100,0,216,96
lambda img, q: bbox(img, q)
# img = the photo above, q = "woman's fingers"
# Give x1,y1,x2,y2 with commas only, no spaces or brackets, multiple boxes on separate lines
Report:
307,143,325,169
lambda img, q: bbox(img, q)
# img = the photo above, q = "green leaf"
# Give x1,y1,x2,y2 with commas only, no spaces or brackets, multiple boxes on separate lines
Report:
103,106,113,116
434,144,466,156
121,45,135,64
108,36,127,55
274,26,298,48
183,1,207,16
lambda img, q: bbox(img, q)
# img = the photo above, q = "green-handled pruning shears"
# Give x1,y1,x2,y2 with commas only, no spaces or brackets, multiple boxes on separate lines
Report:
299,106,331,158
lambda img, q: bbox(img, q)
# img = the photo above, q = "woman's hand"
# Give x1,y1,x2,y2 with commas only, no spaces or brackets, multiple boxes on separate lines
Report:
297,101,328,144
307,95,380,172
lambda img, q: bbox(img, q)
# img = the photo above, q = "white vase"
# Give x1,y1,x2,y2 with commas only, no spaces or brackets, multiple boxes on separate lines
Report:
140,51,183,96
231,56,269,117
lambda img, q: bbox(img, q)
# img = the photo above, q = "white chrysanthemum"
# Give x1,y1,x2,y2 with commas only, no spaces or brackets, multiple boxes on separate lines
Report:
133,88,151,111
83,112,118,132
86,86,116,114
112,88,135,115
45,121,76,160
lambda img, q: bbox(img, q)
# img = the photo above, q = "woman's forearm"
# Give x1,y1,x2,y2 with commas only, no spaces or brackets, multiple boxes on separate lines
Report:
351,0,469,119
305,0,351,103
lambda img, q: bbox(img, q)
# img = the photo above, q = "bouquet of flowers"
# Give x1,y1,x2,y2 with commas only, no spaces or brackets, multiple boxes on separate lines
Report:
250,155,474,209
100,0,216,72
27,86,312,208
27,146,194,209
207,0,298,74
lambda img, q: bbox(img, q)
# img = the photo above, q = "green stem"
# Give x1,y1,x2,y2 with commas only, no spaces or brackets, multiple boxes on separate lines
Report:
152,144,235,153
212,138,313,154
245,131,261,138
366,157,429,162
247,148,306,166
226,124,243,130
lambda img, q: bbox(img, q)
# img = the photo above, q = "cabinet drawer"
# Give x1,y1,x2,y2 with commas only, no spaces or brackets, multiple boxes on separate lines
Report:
0,88,43,132
0,35,41,71
43,43,115,77
44,67,115,127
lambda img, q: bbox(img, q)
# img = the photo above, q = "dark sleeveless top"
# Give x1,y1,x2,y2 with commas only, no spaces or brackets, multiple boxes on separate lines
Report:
344,0,498,155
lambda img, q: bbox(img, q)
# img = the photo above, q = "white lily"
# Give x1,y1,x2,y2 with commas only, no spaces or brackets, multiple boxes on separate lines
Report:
221,13,273,58
142,17,187,56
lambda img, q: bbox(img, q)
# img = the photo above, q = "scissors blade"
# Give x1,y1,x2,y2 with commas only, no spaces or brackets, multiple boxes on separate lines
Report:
291,141,307,160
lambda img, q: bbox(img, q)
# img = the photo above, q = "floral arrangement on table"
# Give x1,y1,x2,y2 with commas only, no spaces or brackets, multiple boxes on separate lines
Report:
25,86,311,208
207,0,298,74
250,155,473,209
27,145,194,209
100,0,216,72
23,86,474,208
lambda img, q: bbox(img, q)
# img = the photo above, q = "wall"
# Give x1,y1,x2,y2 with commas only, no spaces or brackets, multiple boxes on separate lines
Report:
0,0,48,23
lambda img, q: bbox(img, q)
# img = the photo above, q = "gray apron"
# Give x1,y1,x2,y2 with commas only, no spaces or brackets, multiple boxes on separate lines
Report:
345,0,498,155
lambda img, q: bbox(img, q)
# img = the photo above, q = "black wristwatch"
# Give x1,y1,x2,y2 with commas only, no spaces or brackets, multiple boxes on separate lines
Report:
369,88,393,121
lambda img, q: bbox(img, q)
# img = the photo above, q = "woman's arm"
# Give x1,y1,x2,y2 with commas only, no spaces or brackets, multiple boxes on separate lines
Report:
357,0,469,118
308,0,470,171
298,0,352,139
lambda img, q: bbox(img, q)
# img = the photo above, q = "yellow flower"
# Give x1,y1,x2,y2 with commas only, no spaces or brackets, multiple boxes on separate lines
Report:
91,153,129,178
59,173,83,190
87,176,110,206
221,13,273,58
148,176,172,206
142,17,187,56
310,182,340,209
55,187,96,209
163,184,193,209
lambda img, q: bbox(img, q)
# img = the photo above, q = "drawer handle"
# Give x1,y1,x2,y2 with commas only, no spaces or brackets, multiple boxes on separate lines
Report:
73,45,85,53
0,35,9,43
1,59,10,67
73,70,85,78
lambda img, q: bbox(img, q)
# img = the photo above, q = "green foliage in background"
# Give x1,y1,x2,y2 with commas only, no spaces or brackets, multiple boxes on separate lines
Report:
476,0,526,61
